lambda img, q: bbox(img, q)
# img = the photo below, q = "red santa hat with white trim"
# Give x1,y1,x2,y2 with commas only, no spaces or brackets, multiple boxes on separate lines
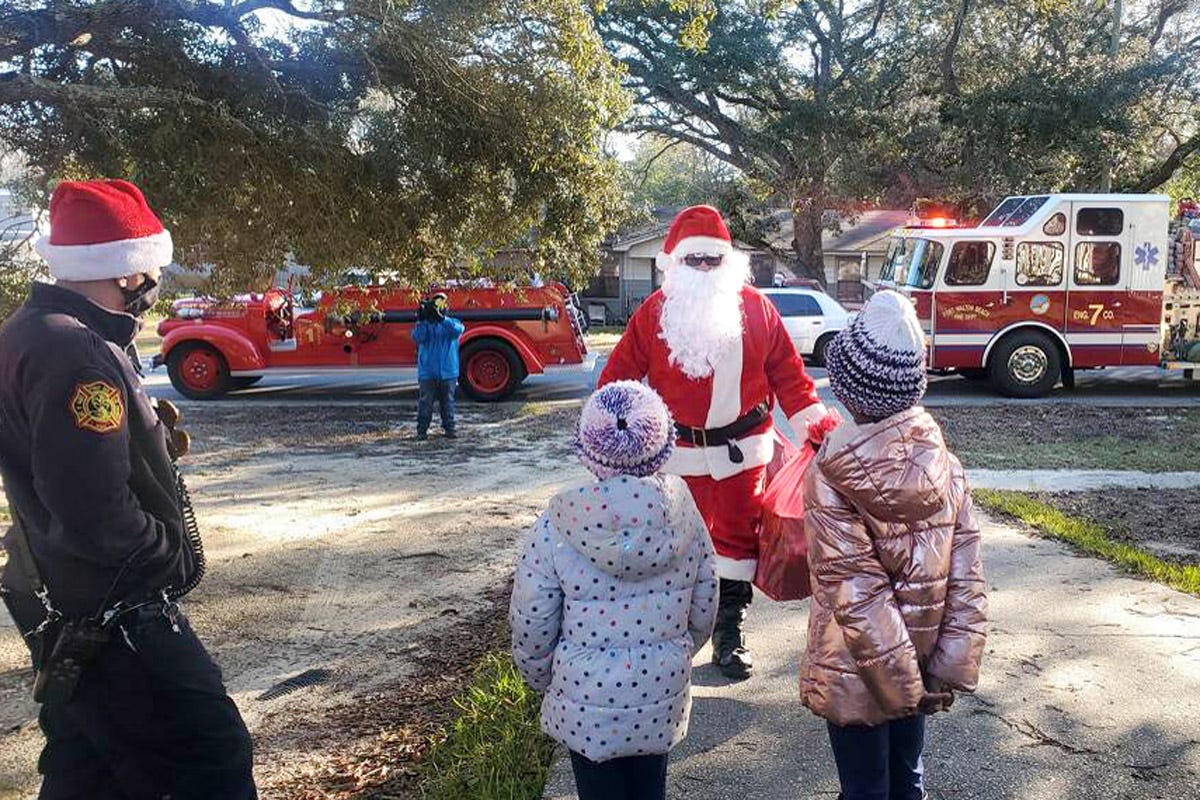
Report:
655,205,735,270
35,179,173,281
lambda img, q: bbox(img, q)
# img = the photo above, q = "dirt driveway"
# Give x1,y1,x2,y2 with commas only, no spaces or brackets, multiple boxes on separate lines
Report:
0,400,587,799
3,398,1196,797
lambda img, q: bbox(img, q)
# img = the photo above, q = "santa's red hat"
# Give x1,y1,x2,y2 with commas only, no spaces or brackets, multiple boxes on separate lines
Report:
35,179,173,281
655,205,734,270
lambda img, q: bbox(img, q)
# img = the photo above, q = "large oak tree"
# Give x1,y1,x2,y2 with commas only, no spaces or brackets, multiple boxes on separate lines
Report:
596,0,931,282
597,1,1200,281
0,0,631,292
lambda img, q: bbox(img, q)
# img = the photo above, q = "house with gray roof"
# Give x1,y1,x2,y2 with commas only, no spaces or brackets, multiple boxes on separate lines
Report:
579,207,909,323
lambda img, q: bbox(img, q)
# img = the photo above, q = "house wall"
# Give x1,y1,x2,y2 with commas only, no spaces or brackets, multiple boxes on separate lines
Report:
620,255,656,321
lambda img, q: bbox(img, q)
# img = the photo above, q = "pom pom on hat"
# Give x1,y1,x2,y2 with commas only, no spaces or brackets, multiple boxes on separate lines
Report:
576,381,674,479
35,179,173,281
825,290,928,421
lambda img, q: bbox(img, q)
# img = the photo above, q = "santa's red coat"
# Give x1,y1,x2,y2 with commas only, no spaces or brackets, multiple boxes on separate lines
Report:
598,285,825,580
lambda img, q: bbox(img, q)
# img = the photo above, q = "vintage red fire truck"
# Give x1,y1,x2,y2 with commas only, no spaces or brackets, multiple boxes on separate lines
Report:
154,283,593,400
878,193,1200,397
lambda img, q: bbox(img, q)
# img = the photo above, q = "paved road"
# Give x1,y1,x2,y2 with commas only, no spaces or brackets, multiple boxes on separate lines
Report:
143,360,1200,408
544,515,1200,800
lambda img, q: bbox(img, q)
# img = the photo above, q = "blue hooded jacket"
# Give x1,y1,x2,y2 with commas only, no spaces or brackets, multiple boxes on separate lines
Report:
411,317,465,380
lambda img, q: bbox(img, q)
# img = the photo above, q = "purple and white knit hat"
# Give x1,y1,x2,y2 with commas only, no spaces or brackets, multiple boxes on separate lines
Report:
576,381,675,479
825,290,928,421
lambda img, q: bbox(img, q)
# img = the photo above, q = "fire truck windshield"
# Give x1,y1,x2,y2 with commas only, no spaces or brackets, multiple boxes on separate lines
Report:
981,195,1050,227
881,237,945,289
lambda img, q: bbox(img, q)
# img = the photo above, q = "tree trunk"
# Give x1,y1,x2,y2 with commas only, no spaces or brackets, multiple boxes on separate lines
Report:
791,195,827,287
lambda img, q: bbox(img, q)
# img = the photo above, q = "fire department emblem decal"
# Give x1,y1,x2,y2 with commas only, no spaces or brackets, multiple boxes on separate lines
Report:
69,381,125,434
1030,294,1050,315
1135,242,1159,271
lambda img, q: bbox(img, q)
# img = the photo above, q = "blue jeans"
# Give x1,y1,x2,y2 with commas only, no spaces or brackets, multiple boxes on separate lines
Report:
826,715,926,800
417,378,457,436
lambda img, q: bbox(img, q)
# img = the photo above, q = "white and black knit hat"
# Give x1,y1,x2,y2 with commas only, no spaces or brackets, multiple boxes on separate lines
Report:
576,381,675,479
825,290,927,421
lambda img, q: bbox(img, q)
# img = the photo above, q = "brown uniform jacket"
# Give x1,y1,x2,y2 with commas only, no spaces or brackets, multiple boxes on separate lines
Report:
801,407,987,726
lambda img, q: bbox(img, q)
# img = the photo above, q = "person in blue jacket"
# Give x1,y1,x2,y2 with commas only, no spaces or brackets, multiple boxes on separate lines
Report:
412,292,465,440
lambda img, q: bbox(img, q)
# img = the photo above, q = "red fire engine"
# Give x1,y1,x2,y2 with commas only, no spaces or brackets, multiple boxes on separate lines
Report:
154,283,593,400
879,193,1200,397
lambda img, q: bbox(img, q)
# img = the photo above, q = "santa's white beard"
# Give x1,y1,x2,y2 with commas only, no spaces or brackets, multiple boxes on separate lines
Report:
658,252,750,379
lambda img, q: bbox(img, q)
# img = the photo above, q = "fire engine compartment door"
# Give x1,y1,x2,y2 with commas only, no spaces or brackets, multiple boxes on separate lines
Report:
1121,201,1171,365
1065,202,1125,366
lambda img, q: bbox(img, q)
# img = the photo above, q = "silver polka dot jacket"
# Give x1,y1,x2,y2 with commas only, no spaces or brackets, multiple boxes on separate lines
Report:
510,473,718,762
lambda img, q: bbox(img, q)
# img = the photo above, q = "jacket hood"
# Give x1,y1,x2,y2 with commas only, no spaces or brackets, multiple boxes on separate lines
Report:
817,407,951,523
548,474,697,580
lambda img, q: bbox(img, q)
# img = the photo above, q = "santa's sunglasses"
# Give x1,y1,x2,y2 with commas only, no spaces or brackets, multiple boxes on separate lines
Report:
683,253,725,268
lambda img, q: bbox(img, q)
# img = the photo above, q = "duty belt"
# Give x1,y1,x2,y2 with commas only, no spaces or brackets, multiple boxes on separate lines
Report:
675,402,771,464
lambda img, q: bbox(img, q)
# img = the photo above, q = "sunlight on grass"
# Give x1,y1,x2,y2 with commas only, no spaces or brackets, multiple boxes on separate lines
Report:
976,489,1200,598
517,399,582,420
417,653,555,800
134,313,164,354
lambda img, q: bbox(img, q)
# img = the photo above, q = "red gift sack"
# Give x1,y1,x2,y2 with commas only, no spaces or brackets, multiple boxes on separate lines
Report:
754,442,817,601
764,427,799,485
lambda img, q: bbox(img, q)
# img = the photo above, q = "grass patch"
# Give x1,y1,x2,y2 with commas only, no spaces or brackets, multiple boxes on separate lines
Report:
976,489,1200,597
517,399,582,420
931,407,1200,472
585,328,625,356
416,652,555,800
134,313,164,354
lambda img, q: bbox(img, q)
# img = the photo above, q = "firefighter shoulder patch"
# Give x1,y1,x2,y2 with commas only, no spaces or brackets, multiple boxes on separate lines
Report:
69,381,125,434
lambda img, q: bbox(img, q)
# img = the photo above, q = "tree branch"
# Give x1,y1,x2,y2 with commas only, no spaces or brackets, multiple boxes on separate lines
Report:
1128,131,1200,191
941,0,970,96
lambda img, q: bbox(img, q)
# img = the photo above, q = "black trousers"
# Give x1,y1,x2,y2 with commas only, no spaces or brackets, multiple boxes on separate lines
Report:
569,750,668,800
5,591,257,800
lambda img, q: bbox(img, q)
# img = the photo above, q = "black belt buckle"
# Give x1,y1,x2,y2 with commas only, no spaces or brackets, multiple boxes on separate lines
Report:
689,426,708,448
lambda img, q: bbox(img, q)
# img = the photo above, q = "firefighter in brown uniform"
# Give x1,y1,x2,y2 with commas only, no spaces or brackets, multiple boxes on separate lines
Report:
0,180,256,799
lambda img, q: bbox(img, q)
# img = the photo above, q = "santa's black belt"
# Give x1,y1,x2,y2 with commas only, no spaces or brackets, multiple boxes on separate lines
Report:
675,402,771,464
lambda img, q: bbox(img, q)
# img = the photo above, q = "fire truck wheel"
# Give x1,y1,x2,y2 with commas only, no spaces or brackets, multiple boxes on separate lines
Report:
988,330,1062,399
167,343,232,400
459,339,524,402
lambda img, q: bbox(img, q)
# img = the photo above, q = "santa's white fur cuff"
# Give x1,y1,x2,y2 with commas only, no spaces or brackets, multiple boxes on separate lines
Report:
789,402,830,435
714,555,758,582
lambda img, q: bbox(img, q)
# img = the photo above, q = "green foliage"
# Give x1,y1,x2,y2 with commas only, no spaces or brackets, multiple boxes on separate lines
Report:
913,0,1200,203
595,0,1200,267
594,0,934,278
417,652,555,800
975,490,1200,597
1165,161,1200,205
0,247,40,322
0,0,631,294
0,157,47,321
622,135,739,208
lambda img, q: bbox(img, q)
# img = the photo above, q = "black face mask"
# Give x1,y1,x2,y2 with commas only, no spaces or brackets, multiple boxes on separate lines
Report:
120,276,160,318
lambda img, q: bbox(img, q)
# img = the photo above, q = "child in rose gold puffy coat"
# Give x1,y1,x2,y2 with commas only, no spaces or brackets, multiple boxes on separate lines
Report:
802,291,988,800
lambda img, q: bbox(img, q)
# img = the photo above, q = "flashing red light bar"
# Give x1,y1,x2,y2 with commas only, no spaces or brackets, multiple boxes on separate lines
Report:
906,216,958,229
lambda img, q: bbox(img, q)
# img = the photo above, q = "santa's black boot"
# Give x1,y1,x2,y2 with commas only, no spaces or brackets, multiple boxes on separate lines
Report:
712,578,754,680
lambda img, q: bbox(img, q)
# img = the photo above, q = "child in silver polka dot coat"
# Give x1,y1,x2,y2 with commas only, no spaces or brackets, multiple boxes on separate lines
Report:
511,381,718,798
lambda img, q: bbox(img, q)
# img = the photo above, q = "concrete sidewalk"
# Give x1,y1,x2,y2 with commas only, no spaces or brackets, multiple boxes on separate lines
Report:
544,515,1200,799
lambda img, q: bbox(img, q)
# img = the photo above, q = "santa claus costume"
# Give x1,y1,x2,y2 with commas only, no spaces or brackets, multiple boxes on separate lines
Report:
598,205,826,679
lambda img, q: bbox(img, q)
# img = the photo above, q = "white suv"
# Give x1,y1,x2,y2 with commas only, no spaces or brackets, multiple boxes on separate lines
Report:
761,288,852,366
